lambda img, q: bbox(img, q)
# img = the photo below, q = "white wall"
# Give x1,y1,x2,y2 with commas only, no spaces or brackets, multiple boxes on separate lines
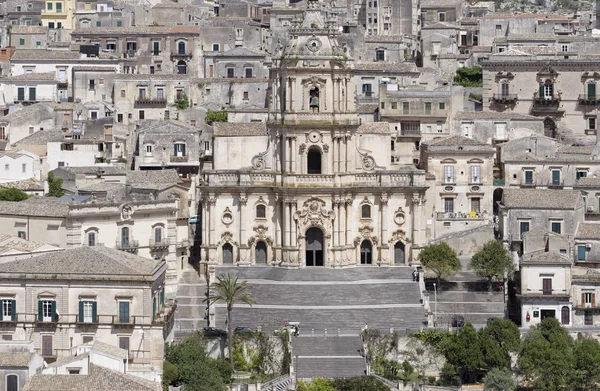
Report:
0,153,39,182
46,143,97,171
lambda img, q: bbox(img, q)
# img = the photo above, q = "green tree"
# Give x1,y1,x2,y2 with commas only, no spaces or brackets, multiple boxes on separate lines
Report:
418,242,461,286
444,323,483,380
206,109,228,124
205,273,256,368
571,335,600,389
164,331,232,391
332,376,391,391
46,172,64,197
453,66,483,87
483,367,516,391
172,93,189,110
518,317,574,391
0,188,30,201
297,378,336,391
478,319,520,370
469,240,512,291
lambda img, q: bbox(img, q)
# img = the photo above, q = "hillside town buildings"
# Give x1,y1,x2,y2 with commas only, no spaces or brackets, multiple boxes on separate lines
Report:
0,0,599,387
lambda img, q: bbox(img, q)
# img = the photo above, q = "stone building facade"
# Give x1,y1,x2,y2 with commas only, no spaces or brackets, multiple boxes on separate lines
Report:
198,0,428,272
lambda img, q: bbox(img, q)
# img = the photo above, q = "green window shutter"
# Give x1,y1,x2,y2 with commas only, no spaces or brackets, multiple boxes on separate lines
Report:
79,301,84,322
116,21,122,27
96,21,101,27
152,296,156,317
539,84,544,98
160,288,165,306
588,83,596,99
37,301,43,322
11,300,16,321
92,302,97,323
578,245,586,261
51,301,56,322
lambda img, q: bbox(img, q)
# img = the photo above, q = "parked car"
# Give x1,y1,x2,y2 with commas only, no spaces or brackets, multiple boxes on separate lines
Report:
451,315,465,328
203,327,227,337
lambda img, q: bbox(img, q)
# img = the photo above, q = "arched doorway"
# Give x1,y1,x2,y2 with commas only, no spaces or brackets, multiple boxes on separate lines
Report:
394,242,405,265
544,117,556,138
360,240,372,265
307,147,322,174
561,306,570,325
306,227,324,266
177,60,187,74
309,87,319,112
222,243,233,264
255,241,267,264
6,374,17,391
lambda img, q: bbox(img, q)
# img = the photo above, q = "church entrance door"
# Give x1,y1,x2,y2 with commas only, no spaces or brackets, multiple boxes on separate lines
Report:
305,227,324,266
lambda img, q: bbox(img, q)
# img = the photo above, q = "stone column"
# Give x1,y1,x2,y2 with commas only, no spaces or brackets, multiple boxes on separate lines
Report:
238,193,248,246
380,193,389,245
332,199,339,247
291,136,297,173
287,77,293,112
290,77,296,111
345,197,353,245
339,198,346,246
208,195,217,246
411,193,426,263
282,198,289,248
291,200,298,247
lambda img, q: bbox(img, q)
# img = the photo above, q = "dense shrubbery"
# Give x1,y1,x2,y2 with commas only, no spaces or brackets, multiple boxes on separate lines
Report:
453,66,483,87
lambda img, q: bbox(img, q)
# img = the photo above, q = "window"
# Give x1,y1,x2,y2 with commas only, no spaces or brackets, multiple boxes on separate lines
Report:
438,12,445,21
1,299,15,321
381,102,385,110
58,162,65,167
154,227,162,244
444,198,454,213
561,44,568,52
119,336,129,353
47,2,52,10
471,198,481,214
307,147,322,174
402,102,409,114
578,245,587,261
137,88,145,99
520,221,530,238
588,117,596,130
138,110,145,120
495,123,507,140
362,84,372,97
146,145,152,155
501,83,510,97
542,81,554,100
584,292,594,305
118,301,130,323
462,122,473,138
48,22,55,29
436,122,443,133
178,41,186,55
577,170,588,180
19,38,25,46
227,68,235,78
212,43,220,51
174,143,186,157
204,141,210,151
361,204,371,219
116,21,122,27
391,140,395,151
39,300,55,323
551,169,561,186
82,336,93,344
424,102,432,115
524,170,533,185
117,114,123,123
164,110,170,120
495,24,502,36
375,50,385,61
585,310,593,325
551,221,562,235
391,102,397,110
87,232,96,246
250,204,266,220
79,300,96,323
17,232,26,240
439,102,445,110
56,2,62,12
543,278,552,295
245,68,253,78
243,91,249,100
96,21,101,27
471,165,481,183
444,165,454,184
68,369,80,375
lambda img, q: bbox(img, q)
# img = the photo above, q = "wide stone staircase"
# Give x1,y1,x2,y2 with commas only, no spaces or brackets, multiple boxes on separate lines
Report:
427,270,505,327
174,269,207,339
293,335,366,380
214,266,426,333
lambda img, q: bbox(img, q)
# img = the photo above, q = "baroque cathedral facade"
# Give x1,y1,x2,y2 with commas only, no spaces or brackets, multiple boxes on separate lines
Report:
198,0,427,269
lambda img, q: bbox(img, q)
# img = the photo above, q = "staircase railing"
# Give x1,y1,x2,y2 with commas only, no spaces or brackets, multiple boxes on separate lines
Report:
372,374,401,391
260,375,292,390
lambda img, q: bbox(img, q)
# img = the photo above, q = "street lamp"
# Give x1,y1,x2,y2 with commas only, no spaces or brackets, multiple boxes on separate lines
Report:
433,282,437,327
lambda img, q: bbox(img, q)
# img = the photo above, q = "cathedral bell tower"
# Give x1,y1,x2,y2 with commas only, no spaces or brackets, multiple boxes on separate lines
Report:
271,0,356,123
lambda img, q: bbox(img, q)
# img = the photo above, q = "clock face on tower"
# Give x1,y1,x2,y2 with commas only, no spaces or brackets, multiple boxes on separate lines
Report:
306,37,322,52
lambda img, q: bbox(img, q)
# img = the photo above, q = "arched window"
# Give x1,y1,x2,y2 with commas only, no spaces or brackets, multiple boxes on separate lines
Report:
307,147,321,174
255,241,267,264
361,204,371,219
309,87,319,112
154,227,162,245
177,60,187,75
256,204,266,219
178,41,186,55
87,231,96,247
6,374,18,391
561,306,570,325
360,240,372,265
222,243,233,264
121,227,130,247
540,80,553,100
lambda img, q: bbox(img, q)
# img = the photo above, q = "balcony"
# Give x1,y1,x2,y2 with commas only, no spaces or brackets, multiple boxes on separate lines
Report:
57,81,68,89
112,315,136,328
124,49,137,59
546,180,564,189
115,239,139,252
134,98,167,109
533,91,561,103
493,178,505,186
578,94,600,105
492,93,518,103
171,52,193,60
436,211,487,220
176,238,189,248
149,238,171,249
76,315,98,326
170,155,189,163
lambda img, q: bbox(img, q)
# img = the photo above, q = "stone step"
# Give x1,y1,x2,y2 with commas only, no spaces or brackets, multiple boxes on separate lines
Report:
435,301,505,315
243,282,421,306
177,285,207,297
293,336,363,357
434,290,504,303
216,266,415,281
296,357,366,379
180,271,204,284
215,307,426,332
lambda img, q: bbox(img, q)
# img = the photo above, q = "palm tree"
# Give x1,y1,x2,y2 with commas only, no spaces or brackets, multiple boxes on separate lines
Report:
204,272,255,368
